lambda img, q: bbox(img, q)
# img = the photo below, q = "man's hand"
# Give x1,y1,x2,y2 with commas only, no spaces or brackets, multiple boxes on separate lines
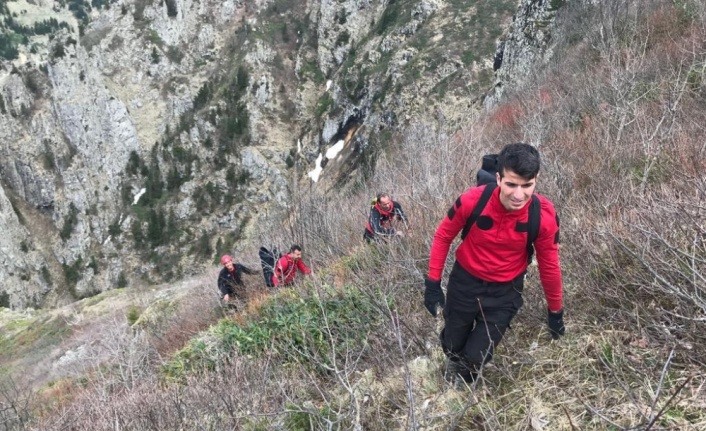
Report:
223,294,230,302
424,278,445,317
547,309,565,339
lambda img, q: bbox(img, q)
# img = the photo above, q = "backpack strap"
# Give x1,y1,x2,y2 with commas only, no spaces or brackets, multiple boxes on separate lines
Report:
460,185,542,265
526,195,541,264
460,183,496,240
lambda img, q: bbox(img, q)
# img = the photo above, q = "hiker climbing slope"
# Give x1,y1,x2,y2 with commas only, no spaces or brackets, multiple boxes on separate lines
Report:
272,245,312,287
424,143,565,386
364,192,408,242
218,254,256,303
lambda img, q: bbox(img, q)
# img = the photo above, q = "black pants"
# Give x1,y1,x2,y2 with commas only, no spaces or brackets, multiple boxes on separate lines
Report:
440,262,524,376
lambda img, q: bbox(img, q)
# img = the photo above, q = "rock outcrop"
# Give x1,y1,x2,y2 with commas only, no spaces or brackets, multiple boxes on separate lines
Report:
1,0,547,309
484,0,564,108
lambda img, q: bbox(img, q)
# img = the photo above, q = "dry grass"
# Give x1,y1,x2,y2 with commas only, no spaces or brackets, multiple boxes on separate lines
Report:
5,1,706,429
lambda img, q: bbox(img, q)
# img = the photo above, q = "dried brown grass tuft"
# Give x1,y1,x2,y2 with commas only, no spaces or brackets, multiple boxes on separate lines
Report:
20,1,706,429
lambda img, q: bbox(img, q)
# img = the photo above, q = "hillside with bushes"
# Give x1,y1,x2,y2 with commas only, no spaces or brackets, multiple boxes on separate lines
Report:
1,0,706,429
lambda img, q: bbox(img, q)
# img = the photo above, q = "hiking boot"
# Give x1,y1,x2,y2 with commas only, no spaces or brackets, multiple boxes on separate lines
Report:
454,371,478,390
443,360,463,384
444,360,480,390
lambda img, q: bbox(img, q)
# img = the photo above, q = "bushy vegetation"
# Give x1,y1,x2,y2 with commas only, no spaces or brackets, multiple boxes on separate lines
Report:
163,285,386,380
219,65,250,142
62,255,88,297
4,1,706,430
59,203,78,241
0,12,72,60
0,33,20,61
115,66,254,269
0,0,113,59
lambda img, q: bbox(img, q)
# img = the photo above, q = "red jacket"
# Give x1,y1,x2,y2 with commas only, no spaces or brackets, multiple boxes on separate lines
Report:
428,186,563,311
272,254,311,287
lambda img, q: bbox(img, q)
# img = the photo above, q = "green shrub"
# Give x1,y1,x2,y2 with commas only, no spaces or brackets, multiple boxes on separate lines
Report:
0,34,19,60
62,256,83,290
125,151,142,176
549,0,566,11
376,0,403,35
146,30,164,47
126,305,141,325
146,209,166,247
151,47,160,64
51,43,66,59
41,151,56,170
284,403,337,431
131,220,144,248
461,50,476,66
108,218,122,236
41,265,52,286
88,256,99,274
117,272,128,288
300,59,325,84
60,203,79,241
166,166,183,192
315,93,333,117
335,30,350,47
223,103,249,138
235,65,249,93
193,232,213,258
142,153,164,204
163,286,385,380
166,46,184,64
23,72,41,96
193,83,211,110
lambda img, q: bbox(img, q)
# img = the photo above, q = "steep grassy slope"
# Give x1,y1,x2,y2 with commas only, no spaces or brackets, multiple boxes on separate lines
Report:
2,0,706,430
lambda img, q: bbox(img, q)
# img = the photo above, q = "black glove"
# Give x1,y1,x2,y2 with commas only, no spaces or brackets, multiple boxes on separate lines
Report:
424,278,445,317
547,309,565,339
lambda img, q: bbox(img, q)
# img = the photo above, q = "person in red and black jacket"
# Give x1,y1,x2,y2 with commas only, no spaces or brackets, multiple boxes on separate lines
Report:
218,254,256,303
424,143,565,386
364,193,408,242
272,245,312,287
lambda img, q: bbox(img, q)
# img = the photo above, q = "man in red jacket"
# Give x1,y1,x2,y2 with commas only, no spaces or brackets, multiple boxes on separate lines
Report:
272,245,312,287
424,143,565,386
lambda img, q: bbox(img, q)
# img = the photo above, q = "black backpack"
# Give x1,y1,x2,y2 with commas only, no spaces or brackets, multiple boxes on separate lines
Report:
462,154,541,264
259,247,281,287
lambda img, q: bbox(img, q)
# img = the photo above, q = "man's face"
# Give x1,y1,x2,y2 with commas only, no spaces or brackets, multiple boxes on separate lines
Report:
378,196,392,211
291,250,302,260
225,261,235,271
497,169,536,211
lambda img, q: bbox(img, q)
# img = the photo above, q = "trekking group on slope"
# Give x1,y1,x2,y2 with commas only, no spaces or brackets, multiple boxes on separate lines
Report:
216,142,565,388
218,245,312,304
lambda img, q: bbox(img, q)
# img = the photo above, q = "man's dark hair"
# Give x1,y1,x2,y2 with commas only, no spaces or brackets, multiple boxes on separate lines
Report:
497,143,540,180
290,244,302,253
376,192,390,203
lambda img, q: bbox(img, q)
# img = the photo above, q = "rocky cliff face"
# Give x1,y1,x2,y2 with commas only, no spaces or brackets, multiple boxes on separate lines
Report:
0,0,561,309
485,0,564,107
